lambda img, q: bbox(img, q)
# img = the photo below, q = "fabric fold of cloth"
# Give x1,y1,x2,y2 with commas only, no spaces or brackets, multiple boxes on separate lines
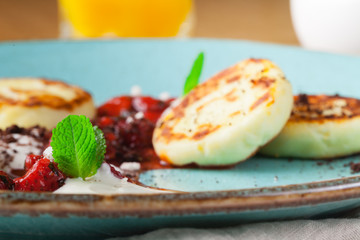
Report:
111,219,360,240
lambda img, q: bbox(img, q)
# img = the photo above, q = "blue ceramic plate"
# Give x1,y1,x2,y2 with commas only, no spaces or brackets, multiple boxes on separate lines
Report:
1,39,360,239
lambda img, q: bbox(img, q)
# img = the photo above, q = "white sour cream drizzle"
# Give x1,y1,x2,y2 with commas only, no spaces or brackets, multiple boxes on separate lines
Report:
46,147,166,195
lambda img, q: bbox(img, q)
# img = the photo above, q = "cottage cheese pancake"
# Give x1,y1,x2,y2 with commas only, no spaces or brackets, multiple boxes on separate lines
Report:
0,78,96,129
260,94,360,159
153,59,293,166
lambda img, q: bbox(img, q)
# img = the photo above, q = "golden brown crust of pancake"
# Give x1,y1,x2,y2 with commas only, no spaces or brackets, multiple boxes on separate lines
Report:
291,94,360,122
155,59,278,144
0,79,92,111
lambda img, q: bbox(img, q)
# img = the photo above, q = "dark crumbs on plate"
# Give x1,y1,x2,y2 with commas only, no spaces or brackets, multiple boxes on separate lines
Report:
0,125,51,174
349,162,360,173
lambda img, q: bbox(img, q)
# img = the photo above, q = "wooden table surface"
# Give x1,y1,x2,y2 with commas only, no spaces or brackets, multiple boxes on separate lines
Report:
0,0,299,45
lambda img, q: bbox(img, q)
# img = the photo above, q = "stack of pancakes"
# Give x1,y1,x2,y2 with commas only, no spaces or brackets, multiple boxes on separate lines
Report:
153,59,359,166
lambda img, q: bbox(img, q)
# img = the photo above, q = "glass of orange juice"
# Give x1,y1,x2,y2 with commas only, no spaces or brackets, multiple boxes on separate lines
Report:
58,0,194,39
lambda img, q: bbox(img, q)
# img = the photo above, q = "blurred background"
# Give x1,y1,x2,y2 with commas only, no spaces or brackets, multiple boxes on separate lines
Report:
0,0,299,45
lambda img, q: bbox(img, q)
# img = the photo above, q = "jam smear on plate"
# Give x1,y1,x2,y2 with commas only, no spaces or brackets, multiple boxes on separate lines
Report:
0,95,175,192
0,171,14,190
95,95,173,170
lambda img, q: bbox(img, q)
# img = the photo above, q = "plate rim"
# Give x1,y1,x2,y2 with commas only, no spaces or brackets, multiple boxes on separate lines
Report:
1,175,360,217
1,37,360,59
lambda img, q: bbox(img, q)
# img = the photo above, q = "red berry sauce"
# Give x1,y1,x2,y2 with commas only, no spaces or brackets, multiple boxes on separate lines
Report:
14,157,66,192
0,171,14,190
94,95,173,170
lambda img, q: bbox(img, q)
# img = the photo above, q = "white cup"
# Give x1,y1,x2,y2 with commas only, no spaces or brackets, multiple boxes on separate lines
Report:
290,0,360,55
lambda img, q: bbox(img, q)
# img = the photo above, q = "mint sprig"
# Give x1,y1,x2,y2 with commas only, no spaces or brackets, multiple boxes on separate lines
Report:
183,52,204,96
51,115,106,179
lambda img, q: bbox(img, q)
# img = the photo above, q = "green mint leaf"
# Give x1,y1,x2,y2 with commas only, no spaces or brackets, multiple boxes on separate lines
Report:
51,115,105,179
183,52,204,96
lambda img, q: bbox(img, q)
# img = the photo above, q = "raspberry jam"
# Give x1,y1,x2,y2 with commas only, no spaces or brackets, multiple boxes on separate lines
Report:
0,95,174,193
94,95,173,169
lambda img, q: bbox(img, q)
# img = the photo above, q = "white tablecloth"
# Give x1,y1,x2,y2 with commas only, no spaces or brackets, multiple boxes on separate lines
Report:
112,219,360,240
